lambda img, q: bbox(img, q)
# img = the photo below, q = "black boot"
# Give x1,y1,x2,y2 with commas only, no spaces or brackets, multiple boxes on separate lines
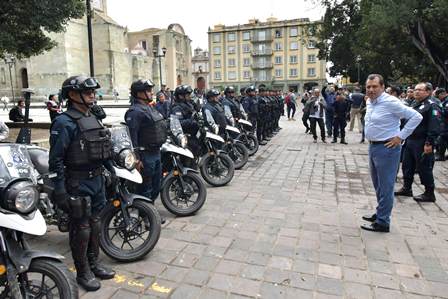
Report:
394,187,413,197
331,138,337,143
70,220,101,291
414,188,436,202
88,218,116,280
340,138,348,145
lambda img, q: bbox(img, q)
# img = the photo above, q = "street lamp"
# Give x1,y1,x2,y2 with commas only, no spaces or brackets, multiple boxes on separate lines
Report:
3,54,16,103
356,55,361,84
153,47,167,90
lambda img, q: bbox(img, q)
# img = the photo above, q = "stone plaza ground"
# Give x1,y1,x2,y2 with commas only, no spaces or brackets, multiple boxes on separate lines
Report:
28,117,448,298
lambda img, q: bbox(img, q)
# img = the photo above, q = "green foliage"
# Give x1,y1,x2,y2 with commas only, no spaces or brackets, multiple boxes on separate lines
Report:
0,0,85,58
316,0,448,85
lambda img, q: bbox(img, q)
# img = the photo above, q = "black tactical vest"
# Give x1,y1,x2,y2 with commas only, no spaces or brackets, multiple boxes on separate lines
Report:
138,107,167,148
64,109,112,169
204,102,227,128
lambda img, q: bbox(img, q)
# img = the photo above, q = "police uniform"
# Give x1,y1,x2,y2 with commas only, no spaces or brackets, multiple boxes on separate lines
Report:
203,92,228,134
125,100,167,200
398,96,441,201
436,95,448,160
49,76,115,291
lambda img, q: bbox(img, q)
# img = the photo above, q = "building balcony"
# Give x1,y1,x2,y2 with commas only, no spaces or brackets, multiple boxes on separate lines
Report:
251,35,273,43
251,62,273,69
251,49,273,56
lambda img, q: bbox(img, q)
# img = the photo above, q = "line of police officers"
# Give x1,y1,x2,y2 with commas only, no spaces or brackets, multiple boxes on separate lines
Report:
48,75,285,292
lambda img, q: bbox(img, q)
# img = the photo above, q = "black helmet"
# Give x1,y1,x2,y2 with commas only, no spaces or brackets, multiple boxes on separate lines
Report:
224,86,235,95
61,76,100,100
245,85,256,93
206,89,220,100
130,79,154,97
240,87,247,95
174,85,193,99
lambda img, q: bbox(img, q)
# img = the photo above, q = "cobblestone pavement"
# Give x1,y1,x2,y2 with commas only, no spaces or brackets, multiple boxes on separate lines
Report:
29,117,448,298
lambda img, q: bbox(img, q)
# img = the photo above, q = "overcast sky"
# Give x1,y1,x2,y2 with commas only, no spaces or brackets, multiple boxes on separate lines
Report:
107,0,325,50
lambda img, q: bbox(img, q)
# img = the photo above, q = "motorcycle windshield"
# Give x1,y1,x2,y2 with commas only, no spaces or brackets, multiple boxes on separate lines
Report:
170,115,184,137
109,124,133,154
0,144,37,188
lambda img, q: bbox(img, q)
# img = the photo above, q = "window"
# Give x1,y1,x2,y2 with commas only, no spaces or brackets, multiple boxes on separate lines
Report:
228,46,236,54
290,41,298,50
213,33,221,43
275,29,282,38
290,27,298,37
243,71,250,79
228,71,236,80
227,32,236,41
242,44,250,53
228,58,236,67
289,55,298,64
258,70,268,81
213,46,221,55
214,59,221,68
140,40,147,50
289,68,298,77
308,54,316,63
243,58,250,67
274,42,282,51
214,71,221,80
308,68,316,77
257,30,266,41
308,40,316,48
242,31,250,40
275,69,282,77
274,56,282,64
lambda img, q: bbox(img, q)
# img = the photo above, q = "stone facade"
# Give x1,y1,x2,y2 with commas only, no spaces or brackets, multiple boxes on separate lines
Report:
192,48,210,89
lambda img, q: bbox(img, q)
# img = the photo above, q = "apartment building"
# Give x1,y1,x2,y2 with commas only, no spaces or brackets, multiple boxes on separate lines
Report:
208,17,326,92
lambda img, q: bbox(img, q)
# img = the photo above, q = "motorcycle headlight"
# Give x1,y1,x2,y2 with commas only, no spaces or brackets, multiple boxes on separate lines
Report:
4,181,38,214
118,149,136,170
178,134,188,148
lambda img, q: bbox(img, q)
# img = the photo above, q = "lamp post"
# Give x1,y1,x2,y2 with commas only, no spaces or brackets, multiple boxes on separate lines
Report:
153,47,167,91
356,55,361,84
3,54,16,103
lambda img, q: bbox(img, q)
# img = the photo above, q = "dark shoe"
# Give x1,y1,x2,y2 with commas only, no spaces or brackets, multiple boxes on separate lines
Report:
360,222,390,233
413,191,436,202
322,139,327,143
77,271,101,292
259,140,268,145
362,214,376,222
331,139,337,143
305,128,309,134
91,264,115,280
360,140,365,144
313,139,317,143
394,188,413,197
340,139,348,144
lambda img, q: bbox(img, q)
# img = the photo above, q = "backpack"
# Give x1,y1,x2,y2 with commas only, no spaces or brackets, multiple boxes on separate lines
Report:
285,94,291,105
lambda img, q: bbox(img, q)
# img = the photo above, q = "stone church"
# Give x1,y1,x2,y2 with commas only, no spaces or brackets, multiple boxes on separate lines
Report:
0,0,192,100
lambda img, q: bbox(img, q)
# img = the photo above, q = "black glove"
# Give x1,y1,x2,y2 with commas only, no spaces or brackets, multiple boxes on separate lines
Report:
53,189,70,213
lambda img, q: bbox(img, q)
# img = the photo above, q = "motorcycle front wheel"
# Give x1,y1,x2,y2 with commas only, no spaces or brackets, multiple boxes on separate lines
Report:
241,134,259,156
160,172,207,216
200,153,235,187
229,142,249,170
99,199,161,262
0,259,78,299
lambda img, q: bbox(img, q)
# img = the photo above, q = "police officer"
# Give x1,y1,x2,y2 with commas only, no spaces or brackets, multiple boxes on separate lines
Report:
49,76,115,291
221,86,247,126
242,86,266,144
125,79,167,200
171,85,201,157
203,89,228,134
395,82,441,202
435,88,448,161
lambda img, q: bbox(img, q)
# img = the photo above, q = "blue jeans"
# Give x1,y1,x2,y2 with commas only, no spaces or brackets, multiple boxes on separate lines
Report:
325,109,334,137
139,151,162,200
369,144,401,226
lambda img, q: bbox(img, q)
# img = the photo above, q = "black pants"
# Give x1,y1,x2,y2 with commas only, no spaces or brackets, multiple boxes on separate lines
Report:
309,118,325,140
333,118,347,140
287,103,296,118
436,134,448,158
302,114,310,131
402,139,435,190
256,118,264,141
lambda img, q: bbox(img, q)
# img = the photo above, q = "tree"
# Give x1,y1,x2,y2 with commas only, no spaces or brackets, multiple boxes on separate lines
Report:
0,0,85,58
316,0,448,86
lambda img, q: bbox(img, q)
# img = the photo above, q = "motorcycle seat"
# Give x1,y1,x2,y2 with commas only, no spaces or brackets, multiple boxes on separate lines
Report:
28,148,50,175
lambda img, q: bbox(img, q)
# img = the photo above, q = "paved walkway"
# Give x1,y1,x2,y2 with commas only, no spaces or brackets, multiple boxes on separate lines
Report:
30,117,448,298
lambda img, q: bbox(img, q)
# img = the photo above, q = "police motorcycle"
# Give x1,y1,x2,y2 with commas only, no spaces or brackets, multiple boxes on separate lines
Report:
193,112,235,187
159,116,207,216
0,143,78,298
235,119,259,156
222,124,249,170
26,124,161,263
